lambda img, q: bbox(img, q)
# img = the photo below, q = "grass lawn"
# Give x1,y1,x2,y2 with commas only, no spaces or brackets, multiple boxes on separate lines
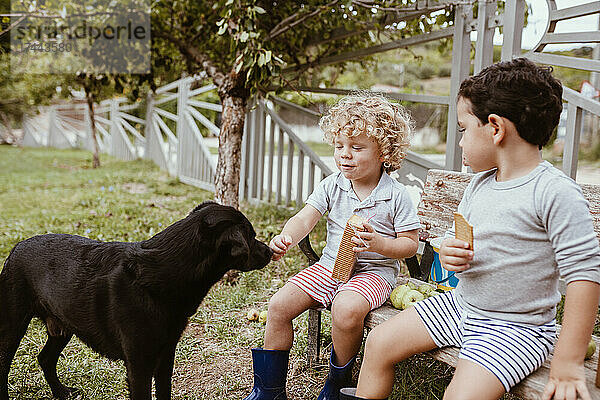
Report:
4,145,582,400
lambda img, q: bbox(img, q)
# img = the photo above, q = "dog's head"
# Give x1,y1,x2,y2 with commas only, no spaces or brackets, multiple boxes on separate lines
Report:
189,201,273,272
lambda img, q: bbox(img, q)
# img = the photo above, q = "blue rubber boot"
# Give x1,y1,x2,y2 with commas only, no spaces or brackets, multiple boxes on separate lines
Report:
243,348,289,400
339,388,387,400
316,348,355,400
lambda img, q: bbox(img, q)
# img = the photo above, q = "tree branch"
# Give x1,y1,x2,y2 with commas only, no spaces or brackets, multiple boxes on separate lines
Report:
268,0,339,40
152,29,226,87
0,14,27,38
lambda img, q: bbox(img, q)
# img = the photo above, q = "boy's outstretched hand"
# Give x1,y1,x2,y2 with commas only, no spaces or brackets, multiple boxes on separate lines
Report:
542,362,591,400
440,238,473,272
269,234,292,261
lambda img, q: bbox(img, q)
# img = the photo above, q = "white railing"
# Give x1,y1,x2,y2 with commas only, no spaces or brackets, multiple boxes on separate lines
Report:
240,98,333,206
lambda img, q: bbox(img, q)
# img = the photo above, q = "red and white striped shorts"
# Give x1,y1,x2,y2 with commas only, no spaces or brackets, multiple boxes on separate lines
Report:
288,263,392,310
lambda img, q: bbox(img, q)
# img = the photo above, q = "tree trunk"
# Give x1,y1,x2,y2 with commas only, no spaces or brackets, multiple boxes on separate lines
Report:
215,93,247,209
0,111,12,144
85,90,101,168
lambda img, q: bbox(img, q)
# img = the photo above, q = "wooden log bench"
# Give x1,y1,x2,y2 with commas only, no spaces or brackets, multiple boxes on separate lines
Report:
299,169,600,399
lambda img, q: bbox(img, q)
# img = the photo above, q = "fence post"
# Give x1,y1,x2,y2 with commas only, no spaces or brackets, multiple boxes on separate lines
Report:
446,4,471,171
110,99,119,157
563,103,583,180
48,106,58,148
474,0,496,74
143,92,154,160
176,77,190,177
501,0,525,61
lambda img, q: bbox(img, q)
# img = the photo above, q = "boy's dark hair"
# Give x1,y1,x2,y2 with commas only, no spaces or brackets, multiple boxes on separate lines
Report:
458,57,563,149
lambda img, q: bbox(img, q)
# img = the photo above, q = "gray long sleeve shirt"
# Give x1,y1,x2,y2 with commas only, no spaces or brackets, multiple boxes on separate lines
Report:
450,161,600,325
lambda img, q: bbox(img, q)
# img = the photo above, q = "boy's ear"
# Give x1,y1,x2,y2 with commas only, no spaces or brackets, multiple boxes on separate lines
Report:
487,114,506,145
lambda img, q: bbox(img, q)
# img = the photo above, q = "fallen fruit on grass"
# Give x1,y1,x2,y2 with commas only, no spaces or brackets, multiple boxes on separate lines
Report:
259,310,268,324
247,309,259,321
586,339,596,359
401,289,425,309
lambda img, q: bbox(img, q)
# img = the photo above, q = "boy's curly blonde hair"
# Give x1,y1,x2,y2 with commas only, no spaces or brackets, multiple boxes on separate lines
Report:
319,93,414,173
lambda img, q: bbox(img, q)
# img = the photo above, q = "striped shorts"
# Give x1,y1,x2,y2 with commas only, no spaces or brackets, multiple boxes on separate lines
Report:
414,291,556,392
288,263,392,310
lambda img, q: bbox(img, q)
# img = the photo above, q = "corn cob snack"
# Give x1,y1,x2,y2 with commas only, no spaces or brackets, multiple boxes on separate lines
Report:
332,214,367,282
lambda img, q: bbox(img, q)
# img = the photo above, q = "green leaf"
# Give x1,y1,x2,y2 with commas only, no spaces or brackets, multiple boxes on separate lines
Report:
254,6,266,14
235,60,244,73
240,31,249,42
258,52,266,67
218,24,227,35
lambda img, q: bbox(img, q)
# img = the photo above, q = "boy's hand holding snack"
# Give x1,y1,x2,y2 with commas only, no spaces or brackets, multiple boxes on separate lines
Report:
440,213,474,272
440,238,473,272
351,222,383,253
269,234,292,261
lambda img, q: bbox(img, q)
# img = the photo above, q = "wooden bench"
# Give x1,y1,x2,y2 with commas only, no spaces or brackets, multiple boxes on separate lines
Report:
299,169,600,399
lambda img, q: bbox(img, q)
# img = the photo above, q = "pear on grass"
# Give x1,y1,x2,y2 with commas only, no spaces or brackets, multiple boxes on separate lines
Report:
247,308,259,321
259,310,268,324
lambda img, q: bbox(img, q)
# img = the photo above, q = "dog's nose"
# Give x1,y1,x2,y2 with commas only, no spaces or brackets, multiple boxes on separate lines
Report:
258,242,273,265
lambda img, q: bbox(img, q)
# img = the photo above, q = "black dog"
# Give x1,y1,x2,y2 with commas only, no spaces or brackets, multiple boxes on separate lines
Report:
0,201,272,400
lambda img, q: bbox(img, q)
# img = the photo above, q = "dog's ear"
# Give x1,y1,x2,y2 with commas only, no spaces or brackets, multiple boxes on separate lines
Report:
203,206,243,230
191,200,218,215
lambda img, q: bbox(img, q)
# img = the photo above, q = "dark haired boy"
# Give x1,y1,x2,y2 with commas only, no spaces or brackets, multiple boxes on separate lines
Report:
341,58,600,400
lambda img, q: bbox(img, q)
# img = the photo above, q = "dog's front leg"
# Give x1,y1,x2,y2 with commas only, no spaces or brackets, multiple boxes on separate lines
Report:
154,345,176,400
125,360,153,400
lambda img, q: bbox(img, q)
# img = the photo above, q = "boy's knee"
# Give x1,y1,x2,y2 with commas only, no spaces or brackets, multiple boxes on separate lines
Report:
267,290,291,319
267,285,303,321
364,326,388,355
331,302,368,331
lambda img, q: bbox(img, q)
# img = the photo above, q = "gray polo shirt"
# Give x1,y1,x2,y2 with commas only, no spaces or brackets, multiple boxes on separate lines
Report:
306,171,421,286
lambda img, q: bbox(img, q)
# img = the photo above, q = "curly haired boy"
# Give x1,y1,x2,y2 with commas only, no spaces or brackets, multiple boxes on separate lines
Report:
243,94,421,400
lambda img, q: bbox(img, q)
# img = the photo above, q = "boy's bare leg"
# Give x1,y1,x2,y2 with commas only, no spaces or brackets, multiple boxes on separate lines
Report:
355,307,437,399
330,290,372,365
443,359,505,400
264,282,321,350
